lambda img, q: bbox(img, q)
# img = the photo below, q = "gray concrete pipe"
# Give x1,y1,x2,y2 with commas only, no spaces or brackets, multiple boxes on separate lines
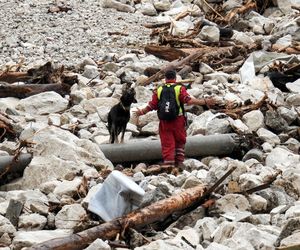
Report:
0,153,33,176
99,134,240,163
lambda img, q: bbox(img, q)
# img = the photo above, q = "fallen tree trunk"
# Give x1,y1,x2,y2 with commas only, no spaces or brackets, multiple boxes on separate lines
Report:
141,46,234,85
29,184,206,250
100,134,239,164
0,83,71,98
0,72,30,83
30,166,237,250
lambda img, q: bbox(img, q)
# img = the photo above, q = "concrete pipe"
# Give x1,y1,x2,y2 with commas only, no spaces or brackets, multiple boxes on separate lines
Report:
0,153,33,176
99,134,240,163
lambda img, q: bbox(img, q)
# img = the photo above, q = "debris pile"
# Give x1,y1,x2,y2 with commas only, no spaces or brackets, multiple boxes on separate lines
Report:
0,0,300,249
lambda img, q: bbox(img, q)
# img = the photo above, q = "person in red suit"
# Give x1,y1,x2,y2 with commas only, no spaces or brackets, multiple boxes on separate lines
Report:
134,69,219,170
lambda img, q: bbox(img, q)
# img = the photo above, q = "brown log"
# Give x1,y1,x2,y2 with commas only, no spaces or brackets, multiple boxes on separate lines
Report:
0,72,30,83
29,185,206,250
145,45,188,61
0,83,71,99
141,46,233,85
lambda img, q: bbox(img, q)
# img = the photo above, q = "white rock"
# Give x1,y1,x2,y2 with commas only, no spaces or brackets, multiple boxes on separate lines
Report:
55,204,87,229
248,194,267,212
257,128,280,146
141,2,157,16
18,214,47,231
153,0,171,11
175,228,200,246
265,147,300,170
81,97,118,114
187,111,215,135
194,217,218,241
277,106,298,125
280,231,300,247
285,205,300,219
214,194,250,213
84,238,111,250
134,238,194,250
232,31,255,45
141,121,159,135
242,110,264,132
199,25,220,42
16,91,68,115
286,78,300,94
102,0,135,12
206,242,231,250
82,65,99,79
12,229,72,250
53,178,82,197
0,215,16,235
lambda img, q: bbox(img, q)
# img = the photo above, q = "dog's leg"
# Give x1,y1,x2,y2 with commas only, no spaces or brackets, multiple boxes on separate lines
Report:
120,126,126,143
109,124,115,144
115,129,120,143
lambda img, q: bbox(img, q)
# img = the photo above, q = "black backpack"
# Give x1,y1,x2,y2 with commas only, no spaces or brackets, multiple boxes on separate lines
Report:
157,84,183,121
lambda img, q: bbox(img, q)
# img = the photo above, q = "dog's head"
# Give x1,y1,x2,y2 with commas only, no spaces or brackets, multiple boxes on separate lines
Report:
121,87,137,107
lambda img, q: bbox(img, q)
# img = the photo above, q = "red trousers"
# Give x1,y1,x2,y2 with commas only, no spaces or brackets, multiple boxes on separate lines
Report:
159,116,186,165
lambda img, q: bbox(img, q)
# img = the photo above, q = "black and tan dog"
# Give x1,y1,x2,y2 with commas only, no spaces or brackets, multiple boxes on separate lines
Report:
108,85,137,143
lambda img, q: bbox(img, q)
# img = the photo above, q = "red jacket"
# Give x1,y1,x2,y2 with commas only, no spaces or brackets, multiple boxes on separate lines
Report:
145,83,191,113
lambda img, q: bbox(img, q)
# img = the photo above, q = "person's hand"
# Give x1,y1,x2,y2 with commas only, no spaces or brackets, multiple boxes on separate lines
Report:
204,97,219,107
133,108,144,117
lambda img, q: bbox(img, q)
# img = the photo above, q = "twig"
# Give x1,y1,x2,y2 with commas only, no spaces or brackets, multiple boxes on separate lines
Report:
202,0,224,20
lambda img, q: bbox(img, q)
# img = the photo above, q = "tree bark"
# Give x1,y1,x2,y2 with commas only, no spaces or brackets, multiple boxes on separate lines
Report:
0,72,30,83
29,185,206,250
0,83,71,98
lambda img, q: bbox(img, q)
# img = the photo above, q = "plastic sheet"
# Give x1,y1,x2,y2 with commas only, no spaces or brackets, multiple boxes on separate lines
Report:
88,170,145,221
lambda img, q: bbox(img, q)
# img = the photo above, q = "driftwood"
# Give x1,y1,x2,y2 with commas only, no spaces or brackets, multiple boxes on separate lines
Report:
224,0,257,22
29,185,206,250
0,83,72,99
29,167,236,250
0,72,29,83
145,45,188,61
217,95,268,119
141,46,234,85
0,62,78,86
0,113,16,141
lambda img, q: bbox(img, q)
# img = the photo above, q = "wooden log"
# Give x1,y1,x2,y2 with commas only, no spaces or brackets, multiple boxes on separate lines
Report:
145,45,188,61
0,72,30,83
0,83,71,99
29,185,206,250
141,46,233,85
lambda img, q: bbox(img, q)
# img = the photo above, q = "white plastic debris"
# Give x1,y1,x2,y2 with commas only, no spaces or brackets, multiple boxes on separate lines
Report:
88,170,145,221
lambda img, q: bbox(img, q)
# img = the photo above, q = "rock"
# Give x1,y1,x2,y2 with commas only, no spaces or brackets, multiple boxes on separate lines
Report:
169,206,205,230
187,111,215,135
16,92,68,115
141,121,159,135
277,107,298,125
280,231,300,246
0,215,16,235
265,110,289,133
0,232,11,246
198,25,220,42
82,65,99,79
257,128,280,146
181,175,203,189
141,2,157,16
175,227,200,246
212,194,250,214
18,214,47,231
283,138,300,154
53,178,82,197
81,97,118,114
285,205,300,219
153,0,171,11
286,94,300,106
195,217,218,241
206,118,232,135
242,110,265,132
265,147,300,170
246,11,275,34
206,242,231,250
134,238,194,250
12,229,72,250
84,238,111,250
286,78,300,93
55,204,87,229
239,173,263,190
102,0,135,13
248,194,268,212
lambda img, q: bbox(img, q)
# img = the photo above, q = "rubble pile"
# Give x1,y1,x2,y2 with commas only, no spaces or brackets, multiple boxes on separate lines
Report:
0,0,300,249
